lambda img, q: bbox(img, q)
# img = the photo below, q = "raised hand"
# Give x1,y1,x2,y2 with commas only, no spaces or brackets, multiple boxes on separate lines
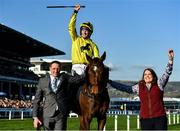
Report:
168,49,174,64
74,4,81,11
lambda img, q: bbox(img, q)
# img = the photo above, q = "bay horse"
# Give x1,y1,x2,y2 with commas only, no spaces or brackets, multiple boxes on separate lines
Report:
76,52,110,130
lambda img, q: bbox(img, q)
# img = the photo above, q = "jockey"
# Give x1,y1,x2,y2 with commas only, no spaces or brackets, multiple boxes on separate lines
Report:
68,4,100,75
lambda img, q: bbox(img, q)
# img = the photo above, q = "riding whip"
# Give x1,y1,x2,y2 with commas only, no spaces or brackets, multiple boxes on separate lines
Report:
47,5,85,8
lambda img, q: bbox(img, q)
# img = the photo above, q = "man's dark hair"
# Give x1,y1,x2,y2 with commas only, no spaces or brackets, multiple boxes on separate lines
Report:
49,61,61,67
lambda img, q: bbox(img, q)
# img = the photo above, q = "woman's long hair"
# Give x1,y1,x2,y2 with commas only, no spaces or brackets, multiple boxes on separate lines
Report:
139,68,158,85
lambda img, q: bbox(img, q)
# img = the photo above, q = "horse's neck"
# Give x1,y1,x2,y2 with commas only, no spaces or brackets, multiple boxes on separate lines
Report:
83,82,103,95
82,83,90,93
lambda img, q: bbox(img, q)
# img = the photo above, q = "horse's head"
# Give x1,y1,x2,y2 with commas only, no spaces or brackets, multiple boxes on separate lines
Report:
85,52,109,95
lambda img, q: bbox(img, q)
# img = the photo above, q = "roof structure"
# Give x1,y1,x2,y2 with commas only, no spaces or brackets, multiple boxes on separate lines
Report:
0,23,65,57
34,58,72,63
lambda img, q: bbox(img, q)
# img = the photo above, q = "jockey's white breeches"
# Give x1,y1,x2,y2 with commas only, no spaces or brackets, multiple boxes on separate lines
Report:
72,64,87,75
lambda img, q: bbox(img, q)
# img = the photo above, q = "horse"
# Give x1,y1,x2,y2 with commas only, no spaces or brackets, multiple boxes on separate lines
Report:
74,52,110,130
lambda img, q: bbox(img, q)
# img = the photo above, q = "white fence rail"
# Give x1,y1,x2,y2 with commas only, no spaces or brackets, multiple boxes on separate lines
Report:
104,113,180,131
0,108,32,120
0,108,179,130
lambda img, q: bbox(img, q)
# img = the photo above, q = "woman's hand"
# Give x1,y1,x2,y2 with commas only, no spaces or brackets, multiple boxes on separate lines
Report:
168,49,174,64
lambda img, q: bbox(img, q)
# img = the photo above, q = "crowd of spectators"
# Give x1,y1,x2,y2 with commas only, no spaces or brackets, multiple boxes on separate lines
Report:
0,98,32,109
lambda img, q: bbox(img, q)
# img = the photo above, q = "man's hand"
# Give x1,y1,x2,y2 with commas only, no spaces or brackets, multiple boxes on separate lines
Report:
33,117,42,129
74,4,81,11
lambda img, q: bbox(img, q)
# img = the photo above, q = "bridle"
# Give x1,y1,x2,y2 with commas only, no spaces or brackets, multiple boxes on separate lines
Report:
81,62,107,100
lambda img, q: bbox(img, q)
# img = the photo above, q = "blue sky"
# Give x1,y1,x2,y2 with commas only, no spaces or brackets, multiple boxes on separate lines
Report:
1,0,179,81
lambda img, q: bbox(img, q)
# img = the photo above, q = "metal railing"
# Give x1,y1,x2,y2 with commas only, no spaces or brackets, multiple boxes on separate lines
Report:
104,113,180,131
0,108,32,120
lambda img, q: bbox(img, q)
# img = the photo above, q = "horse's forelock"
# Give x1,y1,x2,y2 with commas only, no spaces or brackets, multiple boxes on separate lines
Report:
91,57,104,66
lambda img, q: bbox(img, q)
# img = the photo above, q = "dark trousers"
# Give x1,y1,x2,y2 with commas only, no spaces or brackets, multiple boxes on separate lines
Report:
140,115,167,130
43,111,67,130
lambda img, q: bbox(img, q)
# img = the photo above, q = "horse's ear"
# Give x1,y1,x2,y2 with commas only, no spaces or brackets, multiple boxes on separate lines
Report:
100,52,106,62
86,53,92,63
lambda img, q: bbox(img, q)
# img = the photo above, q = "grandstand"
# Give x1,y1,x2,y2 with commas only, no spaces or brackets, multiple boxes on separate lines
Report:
0,23,65,100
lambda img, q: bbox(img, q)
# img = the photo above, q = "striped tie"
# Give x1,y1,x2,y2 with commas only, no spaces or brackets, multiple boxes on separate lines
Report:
52,77,58,92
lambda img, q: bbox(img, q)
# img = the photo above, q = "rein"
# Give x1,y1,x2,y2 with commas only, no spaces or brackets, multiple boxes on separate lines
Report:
81,84,106,100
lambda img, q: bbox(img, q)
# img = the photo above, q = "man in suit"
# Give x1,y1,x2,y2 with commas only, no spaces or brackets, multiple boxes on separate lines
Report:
33,61,84,130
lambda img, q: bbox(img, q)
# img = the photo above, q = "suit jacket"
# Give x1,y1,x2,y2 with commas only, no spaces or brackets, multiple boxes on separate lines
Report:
33,72,84,119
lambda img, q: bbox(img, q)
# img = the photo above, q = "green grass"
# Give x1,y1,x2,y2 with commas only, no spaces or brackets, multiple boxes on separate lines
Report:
0,115,180,130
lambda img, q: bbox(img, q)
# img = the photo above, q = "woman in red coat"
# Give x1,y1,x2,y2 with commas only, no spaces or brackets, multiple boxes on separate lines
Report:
110,49,174,130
